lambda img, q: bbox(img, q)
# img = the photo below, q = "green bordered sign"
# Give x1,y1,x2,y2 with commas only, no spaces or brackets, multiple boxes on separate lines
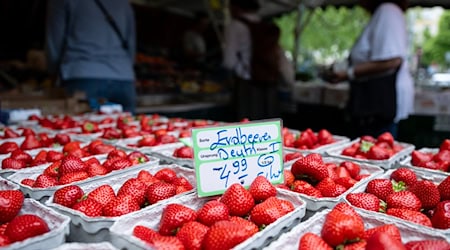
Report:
192,119,284,197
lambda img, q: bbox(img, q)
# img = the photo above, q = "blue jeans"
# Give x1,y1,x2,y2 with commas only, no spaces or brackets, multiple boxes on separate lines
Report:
63,78,136,114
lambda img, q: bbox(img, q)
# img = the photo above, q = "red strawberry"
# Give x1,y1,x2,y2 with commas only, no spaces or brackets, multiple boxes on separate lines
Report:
46,150,64,162
20,128,35,137
320,209,365,247
59,155,87,175
33,174,58,188
10,149,32,164
284,170,295,186
20,135,41,150
367,145,390,160
176,221,209,250
30,150,48,166
202,220,251,250
315,178,347,197
346,193,382,212
431,200,450,229
87,184,116,207
102,195,140,217
438,176,450,201
0,190,24,224
291,153,328,183
0,234,10,246
107,149,127,159
154,168,178,183
158,203,197,236
291,180,323,198
3,128,20,138
411,150,433,167
0,142,19,154
20,178,35,187
5,214,49,242
109,158,132,171
196,200,230,227
81,121,99,133
146,181,176,204
363,224,402,243
284,151,302,162
317,129,335,145
354,174,370,181
298,232,332,250
72,199,103,217
365,231,405,250
404,240,450,250
433,150,450,163
229,216,259,236
54,133,71,145
91,143,115,155
172,177,193,192
408,180,440,210
87,163,109,177
137,170,159,187
377,132,394,147
149,235,185,250
117,178,147,206
43,161,61,178
173,146,194,158
249,196,293,227
137,135,157,147
58,171,89,185
127,151,150,165
53,185,84,208
366,179,394,201
386,191,422,211
248,176,277,202
220,183,255,217
1,158,26,170
339,161,360,179
334,177,357,189
390,168,417,187
386,208,432,227
333,202,361,218
133,225,158,244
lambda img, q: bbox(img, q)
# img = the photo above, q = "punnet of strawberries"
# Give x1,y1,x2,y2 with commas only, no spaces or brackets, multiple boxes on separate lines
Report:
283,127,337,150
409,139,450,172
346,167,450,230
130,176,298,250
340,132,405,160
52,167,194,217
0,131,76,155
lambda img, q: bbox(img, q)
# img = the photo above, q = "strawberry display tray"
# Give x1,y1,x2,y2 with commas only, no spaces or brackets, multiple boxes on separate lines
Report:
7,155,160,202
344,168,450,237
284,157,384,211
45,164,196,243
263,208,449,250
3,198,71,250
401,147,450,176
326,139,415,169
0,175,19,190
109,189,307,250
51,242,119,250
143,142,194,169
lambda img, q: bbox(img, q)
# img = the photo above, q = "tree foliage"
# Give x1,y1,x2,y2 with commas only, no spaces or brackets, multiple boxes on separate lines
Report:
422,11,450,66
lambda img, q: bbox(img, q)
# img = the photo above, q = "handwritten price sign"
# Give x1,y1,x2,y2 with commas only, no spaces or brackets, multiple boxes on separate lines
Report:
192,119,283,197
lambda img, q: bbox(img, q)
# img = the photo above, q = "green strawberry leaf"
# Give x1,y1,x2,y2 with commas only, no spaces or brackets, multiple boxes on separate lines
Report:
359,140,374,153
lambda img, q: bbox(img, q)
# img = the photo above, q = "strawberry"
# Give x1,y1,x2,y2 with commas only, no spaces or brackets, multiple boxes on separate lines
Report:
366,179,394,201
284,151,302,162
408,180,440,210
377,132,394,147
248,176,277,202
158,203,197,236
133,225,158,244
137,170,159,187
346,193,383,212
0,235,10,246
54,133,71,145
390,168,417,187
30,150,48,166
220,183,255,217
440,139,450,151
404,240,450,250
249,196,293,227
202,220,251,250
355,174,370,181
58,171,89,185
365,231,405,250
173,146,194,158
146,181,176,204
137,135,157,147
196,200,230,226
87,163,109,177
176,221,209,250
386,208,432,227
411,150,433,167
333,202,361,218
298,232,332,250
117,178,147,206
334,177,357,189
127,151,149,165
0,142,19,154
46,150,64,162
149,235,185,250
1,158,26,170
33,174,58,188
363,224,402,242
320,208,365,247
20,128,35,137
315,177,347,197
102,195,140,217
284,170,295,186
431,200,450,229
20,135,41,150
339,161,360,179
10,149,32,164
366,145,390,160
72,199,103,217
53,185,84,208
360,135,376,143
5,214,49,242
87,184,116,207
0,190,24,224
229,216,259,236
172,177,193,191
437,176,450,201
0,222,9,235
107,149,127,159
291,153,328,183
294,129,316,149
20,178,35,187
386,191,422,211
334,166,352,179
109,158,132,171
81,121,99,133
91,143,116,155
3,128,20,138
43,161,61,177
59,155,87,175
433,150,450,163
317,129,335,145
291,180,322,198
154,168,178,183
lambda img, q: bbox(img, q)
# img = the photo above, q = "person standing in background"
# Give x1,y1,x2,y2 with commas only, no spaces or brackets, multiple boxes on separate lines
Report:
46,0,137,114
329,0,413,139
182,12,209,68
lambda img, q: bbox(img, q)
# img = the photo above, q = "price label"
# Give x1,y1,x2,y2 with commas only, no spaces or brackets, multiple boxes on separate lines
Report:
193,119,284,197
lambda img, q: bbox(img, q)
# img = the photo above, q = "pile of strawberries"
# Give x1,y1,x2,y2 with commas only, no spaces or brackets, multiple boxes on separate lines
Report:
0,131,74,155
283,128,336,150
340,132,404,160
409,139,450,172
131,176,295,250
346,167,450,230
20,149,150,188
279,153,369,198
298,202,450,250
0,190,50,247
52,168,193,217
